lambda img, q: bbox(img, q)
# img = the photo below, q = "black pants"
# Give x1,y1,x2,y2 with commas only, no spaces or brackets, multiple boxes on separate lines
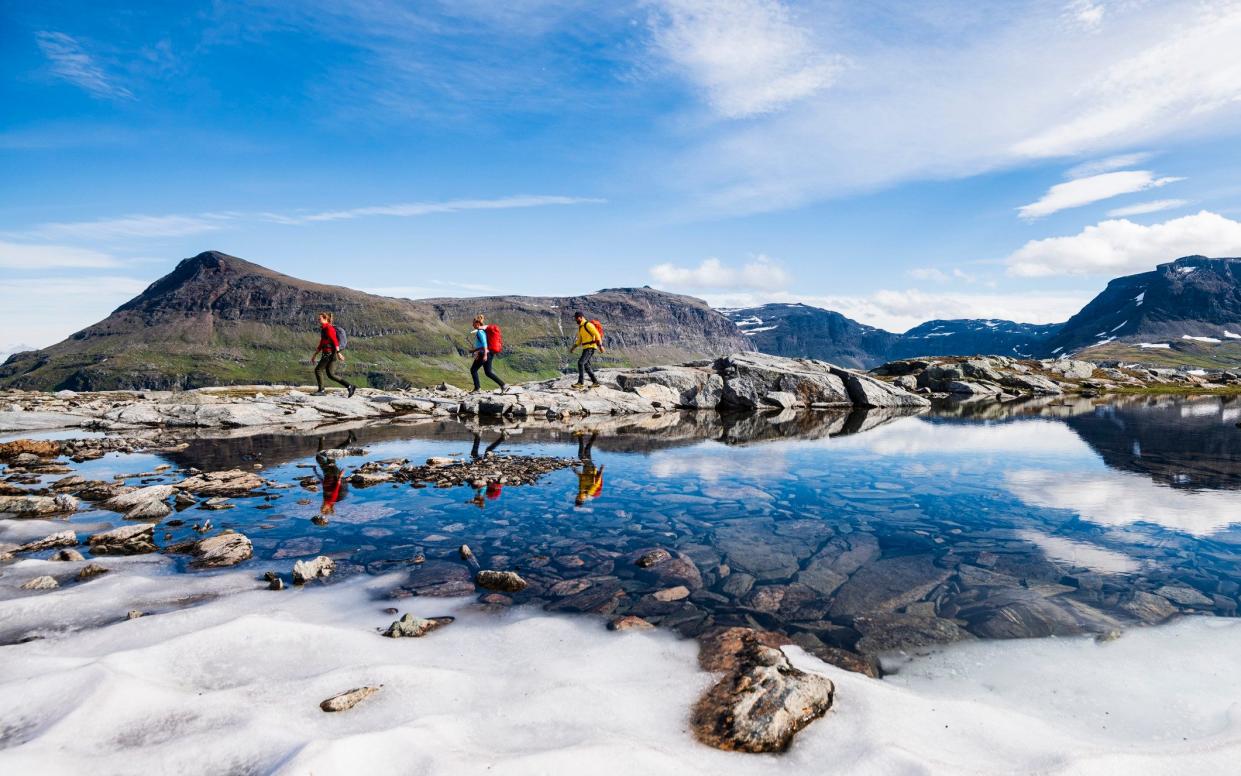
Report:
315,352,352,390
471,432,504,460
577,348,599,385
471,352,505,390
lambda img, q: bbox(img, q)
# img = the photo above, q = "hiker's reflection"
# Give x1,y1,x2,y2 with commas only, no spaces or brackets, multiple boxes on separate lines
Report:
471,430,506,460
313,451,348,525
574,431,604,506
469,430,507,508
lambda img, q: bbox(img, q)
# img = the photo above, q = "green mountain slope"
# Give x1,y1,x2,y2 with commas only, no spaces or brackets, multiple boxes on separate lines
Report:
0,251,754,391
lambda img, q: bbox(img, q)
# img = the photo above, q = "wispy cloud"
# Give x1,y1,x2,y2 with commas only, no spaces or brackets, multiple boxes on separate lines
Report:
1106,198,1189,218
262,195,605,224
652,0,846,118
653,1,1241,215
1018,170,1183,219
13,195,604,242
0,241,121,269
1006,210,1241,277
1064,152,1153,179
35,31,133,100
650,255,790,291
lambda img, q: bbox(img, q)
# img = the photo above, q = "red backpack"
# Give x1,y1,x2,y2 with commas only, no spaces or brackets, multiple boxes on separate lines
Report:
484,324,503,353
587,319,604,346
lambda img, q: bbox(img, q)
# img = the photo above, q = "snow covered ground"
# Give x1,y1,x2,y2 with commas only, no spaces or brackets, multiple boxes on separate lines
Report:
1,558,1240,775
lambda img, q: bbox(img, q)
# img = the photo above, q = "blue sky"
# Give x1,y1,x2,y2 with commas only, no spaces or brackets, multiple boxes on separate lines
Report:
4,0,1241,350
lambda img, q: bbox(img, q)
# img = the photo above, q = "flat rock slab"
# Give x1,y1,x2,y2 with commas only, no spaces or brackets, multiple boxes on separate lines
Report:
828,554,951,618
88,523,156,555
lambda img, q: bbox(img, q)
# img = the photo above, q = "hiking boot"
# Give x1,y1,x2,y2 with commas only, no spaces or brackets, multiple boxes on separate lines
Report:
570,383,586,390
312,390,326,396
347,385,356,398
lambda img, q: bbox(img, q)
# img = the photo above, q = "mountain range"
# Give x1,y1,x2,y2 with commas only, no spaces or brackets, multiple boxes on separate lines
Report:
726,255,1241,369
3,252,1238,391
0,251,751,391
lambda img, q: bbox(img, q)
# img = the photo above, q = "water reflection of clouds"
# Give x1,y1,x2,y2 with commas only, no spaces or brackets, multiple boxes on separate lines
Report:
1006,469,1241,537
1016,529,1142,574
827,417,1090,457
648,445,791,483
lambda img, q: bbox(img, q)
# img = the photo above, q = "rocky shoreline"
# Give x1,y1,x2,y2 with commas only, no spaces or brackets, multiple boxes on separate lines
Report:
0,352,927,433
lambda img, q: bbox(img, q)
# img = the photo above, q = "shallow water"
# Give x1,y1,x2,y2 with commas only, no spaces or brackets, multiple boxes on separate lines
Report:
4,394,1241,666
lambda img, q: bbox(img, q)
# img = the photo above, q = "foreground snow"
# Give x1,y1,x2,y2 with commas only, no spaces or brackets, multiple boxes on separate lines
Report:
1,559,1239,775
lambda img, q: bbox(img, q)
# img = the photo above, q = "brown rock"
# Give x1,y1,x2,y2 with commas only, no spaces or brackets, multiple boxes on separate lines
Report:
17,530,78,553
653,585,691,602
77,563,110,580
52,548,86,562
21,575,59,590
88,523,156,555
475,569,528,592
691,630,834,753
608,615,655,631
320,685,381,712
0,439,61,460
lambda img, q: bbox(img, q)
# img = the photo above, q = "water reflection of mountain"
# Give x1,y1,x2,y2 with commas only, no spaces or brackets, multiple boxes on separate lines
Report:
1062,396,1241,491
159,407,925,470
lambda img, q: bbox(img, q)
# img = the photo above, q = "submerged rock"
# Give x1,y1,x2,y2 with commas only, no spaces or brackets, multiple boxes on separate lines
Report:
292,555,336,584
382,613,454,638
691,628,834,753
475,570,528,592
320,685,381,712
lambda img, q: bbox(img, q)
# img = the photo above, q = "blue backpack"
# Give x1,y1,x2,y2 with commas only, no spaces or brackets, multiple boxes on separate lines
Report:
333,324,348,349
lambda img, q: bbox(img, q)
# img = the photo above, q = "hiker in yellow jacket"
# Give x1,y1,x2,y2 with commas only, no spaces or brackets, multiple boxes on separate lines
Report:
568,311,603,389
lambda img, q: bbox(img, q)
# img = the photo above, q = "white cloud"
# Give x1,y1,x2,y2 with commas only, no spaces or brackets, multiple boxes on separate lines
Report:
14,196,603,243
1017,170,1182,219
652,0,846,118
1064,0,1106,31
650,255,791,291
702,287,1088,332
654,1,1241,214
0,242,120,269
268,195,605,224
1105,198,1189,217
20,214,224,242
1064,152,1152,179
1006,210,1241,277
1007,468,1241,536
35,31,132,100
0,276,149,348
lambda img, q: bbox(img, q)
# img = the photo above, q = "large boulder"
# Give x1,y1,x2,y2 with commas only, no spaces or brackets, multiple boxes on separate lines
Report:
828,367,930,408
616,367,724,409
714,353,851,410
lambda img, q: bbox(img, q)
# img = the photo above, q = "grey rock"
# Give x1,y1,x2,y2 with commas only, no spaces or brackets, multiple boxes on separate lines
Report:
190,532,254,568
17,530,78,553
88,523,156,555
21,575,59,590
383,613,453,638
0,493,79,515
1155,585,1212,607
293,555,336,584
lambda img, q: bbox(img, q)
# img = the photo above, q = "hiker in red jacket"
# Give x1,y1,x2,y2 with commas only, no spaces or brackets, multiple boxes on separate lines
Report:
469,314,508,394
311,312,356,397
